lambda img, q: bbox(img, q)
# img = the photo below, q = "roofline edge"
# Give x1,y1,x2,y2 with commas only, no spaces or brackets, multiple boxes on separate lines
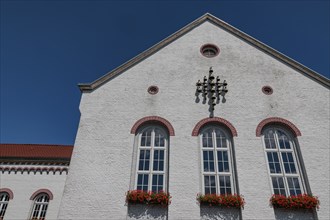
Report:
78,13,330,92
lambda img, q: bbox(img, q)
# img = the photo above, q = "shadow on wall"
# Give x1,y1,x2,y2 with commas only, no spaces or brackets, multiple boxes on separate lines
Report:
127,204,167,220
200,207,240,220
274,209,315,220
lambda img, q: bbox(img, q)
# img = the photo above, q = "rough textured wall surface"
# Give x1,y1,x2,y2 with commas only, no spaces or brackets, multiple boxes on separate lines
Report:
0,166,67,219
58,21,329,219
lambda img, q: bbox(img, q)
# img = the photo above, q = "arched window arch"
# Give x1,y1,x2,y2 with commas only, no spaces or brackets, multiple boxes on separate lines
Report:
0,192,10,219
199,125,237,195
30,189,53,220
135,125,169,192
262,126,306,196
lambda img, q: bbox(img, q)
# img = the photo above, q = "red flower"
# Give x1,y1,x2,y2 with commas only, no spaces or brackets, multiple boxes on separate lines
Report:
270,194,319,210
126,190,171,207
197,193,245,208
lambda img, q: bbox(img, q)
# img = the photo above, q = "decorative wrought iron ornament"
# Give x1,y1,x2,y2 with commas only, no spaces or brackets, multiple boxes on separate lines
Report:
195,67,228,117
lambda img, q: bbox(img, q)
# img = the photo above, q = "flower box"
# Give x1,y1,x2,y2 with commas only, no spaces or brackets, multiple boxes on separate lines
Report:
270,194,319,210
197,193,245,208
126,190,171,206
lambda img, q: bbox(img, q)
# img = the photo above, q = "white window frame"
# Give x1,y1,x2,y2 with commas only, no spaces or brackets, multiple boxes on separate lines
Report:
134,126,168,192
30,193,49,220
0,192,9,219
262,126,306,196
199,126,236,195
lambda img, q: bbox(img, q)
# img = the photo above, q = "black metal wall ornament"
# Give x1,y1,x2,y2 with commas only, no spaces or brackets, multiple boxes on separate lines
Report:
195,67,228,117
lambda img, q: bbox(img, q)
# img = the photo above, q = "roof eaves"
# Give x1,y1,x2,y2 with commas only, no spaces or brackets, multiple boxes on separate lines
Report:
204,14,330,88
78,14,210,92
0,157,71,163
78,13,329,92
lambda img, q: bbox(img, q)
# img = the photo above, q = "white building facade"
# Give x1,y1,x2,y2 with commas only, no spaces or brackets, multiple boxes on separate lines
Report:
1,14,329,220
59,14,330,220
0,144,72,220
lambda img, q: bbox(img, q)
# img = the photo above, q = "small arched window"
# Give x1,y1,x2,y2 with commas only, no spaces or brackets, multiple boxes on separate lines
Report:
200,126,236,194
0,192,9,219
135,126,168,192
30,193,49,220
262,127,305,196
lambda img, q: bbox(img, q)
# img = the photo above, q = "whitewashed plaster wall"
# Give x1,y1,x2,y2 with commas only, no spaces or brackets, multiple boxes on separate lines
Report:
58,21,329,220
0,165,68,220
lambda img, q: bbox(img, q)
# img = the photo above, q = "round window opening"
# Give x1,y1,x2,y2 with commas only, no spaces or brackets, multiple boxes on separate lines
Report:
148,86,159,95
262,86,273,95
200,44,220,58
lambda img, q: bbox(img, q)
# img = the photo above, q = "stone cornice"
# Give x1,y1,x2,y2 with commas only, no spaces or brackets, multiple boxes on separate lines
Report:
0,166,69,175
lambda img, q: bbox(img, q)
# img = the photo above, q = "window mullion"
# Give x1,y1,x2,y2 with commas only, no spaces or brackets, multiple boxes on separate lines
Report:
149,129,155,191
163,139,167,192
274,130,289,196
228,139,236,194
38,203,43,218
212,129,220,194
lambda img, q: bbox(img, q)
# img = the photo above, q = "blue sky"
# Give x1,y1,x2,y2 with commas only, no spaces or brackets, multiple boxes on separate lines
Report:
1,0,329,145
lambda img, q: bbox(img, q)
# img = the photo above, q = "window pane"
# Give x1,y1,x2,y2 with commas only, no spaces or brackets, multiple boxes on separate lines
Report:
154,129,165,147
219,175,231,195
138,150,150,171
215,129,227,148
277,130,291,149
202,129,213,148
153,150,164,171
0,193,8,202
203,151,214,172
267,152,282,173
40,204,48,218
137,174,149,191
265,130,276,149
138,151,144,170
152,174,164,193
153,150,159,170
137,174,143,185
287,177,301,196
0,204,8,218
141,130,152,147
152,175,157,192
32,204,41,217
217,151,229,172
281,152,297,174
272,177,286,195
204,175,216,194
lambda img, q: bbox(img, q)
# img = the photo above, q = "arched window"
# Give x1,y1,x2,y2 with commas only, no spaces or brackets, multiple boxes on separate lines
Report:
30,193,49,220
135,126,168,192
262,127,305,196
0,192,9,219
200,126,236,194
